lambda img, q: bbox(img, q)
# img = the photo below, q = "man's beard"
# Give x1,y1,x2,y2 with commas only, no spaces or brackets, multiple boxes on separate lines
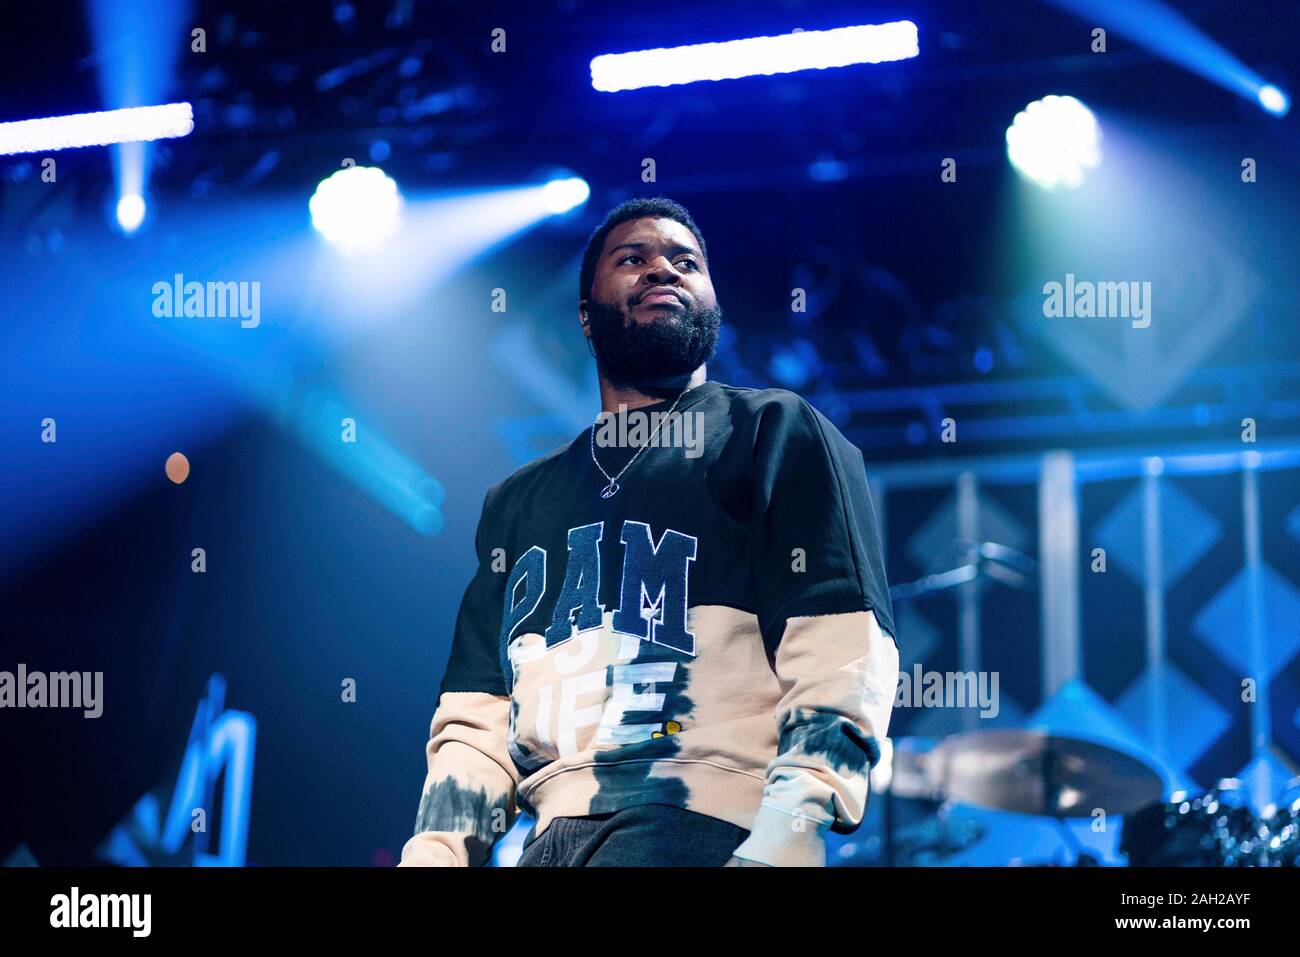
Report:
584,296,722,390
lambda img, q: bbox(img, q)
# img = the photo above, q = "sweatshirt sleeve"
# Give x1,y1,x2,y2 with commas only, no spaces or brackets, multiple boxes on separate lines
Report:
399,487,520,867
731,396,899,867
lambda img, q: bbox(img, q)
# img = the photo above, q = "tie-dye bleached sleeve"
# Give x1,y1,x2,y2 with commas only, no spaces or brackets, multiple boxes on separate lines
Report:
732,395,899,867
731,610,898,866
399,486,519,867
398,692,520,867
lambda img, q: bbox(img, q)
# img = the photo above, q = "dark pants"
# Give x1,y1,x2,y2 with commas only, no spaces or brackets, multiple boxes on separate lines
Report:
516,803,749,867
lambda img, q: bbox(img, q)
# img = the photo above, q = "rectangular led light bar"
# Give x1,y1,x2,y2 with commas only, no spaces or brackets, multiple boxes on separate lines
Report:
0,102,194,156
590,21,919,92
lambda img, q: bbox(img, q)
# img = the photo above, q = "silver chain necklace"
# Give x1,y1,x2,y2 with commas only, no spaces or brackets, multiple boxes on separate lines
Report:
589,389,687,499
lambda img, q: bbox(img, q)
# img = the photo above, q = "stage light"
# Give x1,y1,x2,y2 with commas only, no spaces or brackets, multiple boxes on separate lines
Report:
541,177,590,214
1044,0,1292,118
0,103,193,156
308,165,403,254
590,21,919,92
282,383,445,536
116,193,146,234
1258,84,1290,117
1005,95,1101,190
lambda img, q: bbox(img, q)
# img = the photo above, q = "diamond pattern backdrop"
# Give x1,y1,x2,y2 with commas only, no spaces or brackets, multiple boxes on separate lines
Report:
887,466,1300,821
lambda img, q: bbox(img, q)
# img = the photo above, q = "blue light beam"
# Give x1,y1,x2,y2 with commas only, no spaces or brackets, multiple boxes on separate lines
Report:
1045,0,1290,117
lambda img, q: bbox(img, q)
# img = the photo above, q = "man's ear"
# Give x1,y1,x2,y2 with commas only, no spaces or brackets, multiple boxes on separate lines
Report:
579,302,595,358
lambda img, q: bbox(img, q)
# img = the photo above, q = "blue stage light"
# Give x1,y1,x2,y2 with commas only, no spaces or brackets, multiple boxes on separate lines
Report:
590,21,919,92
308,165,403,254
541,176,590,214
1006,95,1101,190
115,193,146,234
1258,84,1290,117
1044,0,1290,119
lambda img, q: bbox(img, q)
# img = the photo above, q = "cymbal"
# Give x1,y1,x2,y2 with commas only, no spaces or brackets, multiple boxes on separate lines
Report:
882,736,940,801
926,729,1163,817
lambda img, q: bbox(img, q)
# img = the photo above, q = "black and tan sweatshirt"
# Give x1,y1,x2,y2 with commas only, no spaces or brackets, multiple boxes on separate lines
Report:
399,379,899,867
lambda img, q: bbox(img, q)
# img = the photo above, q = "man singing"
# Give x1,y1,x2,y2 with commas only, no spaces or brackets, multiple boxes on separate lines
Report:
399,197,899,867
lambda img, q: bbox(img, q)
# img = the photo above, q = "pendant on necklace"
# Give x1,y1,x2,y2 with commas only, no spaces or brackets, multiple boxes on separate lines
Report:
600,480,620,499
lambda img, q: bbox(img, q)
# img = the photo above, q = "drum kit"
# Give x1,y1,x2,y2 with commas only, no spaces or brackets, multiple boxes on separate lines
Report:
1121,778,1300,867
842,727,1300,866
857,543,1300,866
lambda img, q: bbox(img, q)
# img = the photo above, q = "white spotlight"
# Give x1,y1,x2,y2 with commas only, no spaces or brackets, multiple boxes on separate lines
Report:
1258,84,1290,117
116,193,146,234
1006,95,1101,190
309,165,403,254
541,177,590,214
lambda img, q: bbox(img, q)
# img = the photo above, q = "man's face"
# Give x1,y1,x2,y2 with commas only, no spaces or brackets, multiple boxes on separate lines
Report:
582,216,722,388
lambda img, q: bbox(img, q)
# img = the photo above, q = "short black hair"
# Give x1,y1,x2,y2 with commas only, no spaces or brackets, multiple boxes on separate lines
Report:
579,196,708,303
